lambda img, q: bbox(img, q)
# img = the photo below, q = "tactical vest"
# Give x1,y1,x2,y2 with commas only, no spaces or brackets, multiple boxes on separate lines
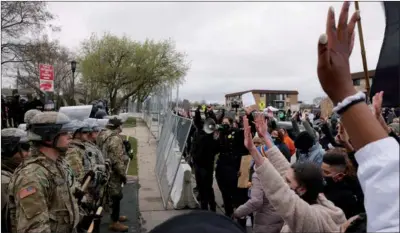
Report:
85,142,105,166
9,156,80,232
70,141,97,173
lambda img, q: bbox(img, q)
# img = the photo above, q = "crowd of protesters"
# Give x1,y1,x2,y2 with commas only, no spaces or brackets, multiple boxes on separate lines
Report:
150,2,399,233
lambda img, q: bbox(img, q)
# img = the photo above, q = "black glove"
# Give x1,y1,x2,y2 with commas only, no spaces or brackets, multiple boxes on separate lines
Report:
74,187,85,201
120,175,127,185
123,140,134,159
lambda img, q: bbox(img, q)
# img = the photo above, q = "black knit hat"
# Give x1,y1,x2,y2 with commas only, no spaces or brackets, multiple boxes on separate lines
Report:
149,211,245,233
294,131,315,151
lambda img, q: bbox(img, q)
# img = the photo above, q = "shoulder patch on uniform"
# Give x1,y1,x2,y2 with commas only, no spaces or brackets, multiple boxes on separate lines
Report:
19,186,37,199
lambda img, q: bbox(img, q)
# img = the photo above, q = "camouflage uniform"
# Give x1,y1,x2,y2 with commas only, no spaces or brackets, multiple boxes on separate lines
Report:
7,111,80,233
96,129,127,197
8,149,80,233
2,128,30,233
66,139,97,183
84,140,105,165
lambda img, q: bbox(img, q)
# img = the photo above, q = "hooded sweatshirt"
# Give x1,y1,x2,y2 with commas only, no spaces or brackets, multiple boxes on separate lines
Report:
255,146,346,232
296,143,325,167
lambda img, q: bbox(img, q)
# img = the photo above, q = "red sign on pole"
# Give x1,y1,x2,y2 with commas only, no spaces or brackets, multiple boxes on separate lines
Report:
39,64,54,81
39,64,54,92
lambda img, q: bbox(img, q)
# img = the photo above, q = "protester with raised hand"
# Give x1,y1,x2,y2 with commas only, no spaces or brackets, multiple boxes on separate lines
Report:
372,91,400,143
243,114,346,232
317,2,399,232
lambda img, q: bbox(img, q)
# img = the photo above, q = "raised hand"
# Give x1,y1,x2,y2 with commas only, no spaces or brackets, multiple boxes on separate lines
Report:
243,116,255,151
254,113,268,138
372,91,384,118
317,2,360,104
338,122,350,143
372,91,390,133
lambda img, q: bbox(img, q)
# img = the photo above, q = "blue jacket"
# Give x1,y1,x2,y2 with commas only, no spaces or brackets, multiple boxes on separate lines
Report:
296,142,325,167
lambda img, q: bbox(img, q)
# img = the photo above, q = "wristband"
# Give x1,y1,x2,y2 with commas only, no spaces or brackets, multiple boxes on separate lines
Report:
333,92,366,115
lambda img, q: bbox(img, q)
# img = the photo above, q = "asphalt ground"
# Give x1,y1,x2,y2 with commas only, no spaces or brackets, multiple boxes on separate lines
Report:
99,181,141,233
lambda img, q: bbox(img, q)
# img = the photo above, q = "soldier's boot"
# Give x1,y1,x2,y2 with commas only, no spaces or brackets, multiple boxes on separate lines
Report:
119,216,128,222
109,222,129,232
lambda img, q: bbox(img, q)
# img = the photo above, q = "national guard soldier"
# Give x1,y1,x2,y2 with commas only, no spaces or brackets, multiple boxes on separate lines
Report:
7,111,80,233
66,121,97,182
84,119,106,165
97,116,128,232
1,128,30,232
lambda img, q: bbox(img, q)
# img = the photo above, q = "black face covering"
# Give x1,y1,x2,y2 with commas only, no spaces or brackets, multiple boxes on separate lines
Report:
272,137,281,144
220,123,230,132
323,176,336,187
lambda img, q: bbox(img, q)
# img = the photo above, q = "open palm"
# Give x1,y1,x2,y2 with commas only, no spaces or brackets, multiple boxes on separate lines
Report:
255,113,268,138
243,116,255,150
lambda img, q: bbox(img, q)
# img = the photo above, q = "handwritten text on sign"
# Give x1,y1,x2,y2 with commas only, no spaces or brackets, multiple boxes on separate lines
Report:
39,64,54,81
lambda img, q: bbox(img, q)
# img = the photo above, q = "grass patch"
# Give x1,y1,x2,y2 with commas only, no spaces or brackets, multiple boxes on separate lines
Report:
121,135,138,176
123,117,137,128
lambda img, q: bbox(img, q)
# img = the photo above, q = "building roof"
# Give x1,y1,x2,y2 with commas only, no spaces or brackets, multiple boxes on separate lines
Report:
225,89,299,97
351,70,375,80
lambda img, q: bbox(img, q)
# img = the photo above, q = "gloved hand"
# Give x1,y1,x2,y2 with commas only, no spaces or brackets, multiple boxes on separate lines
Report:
120,175,127,185
74,187,85,201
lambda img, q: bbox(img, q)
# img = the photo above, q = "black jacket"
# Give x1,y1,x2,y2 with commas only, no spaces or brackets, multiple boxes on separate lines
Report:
190,108,219,168
323,177,365,218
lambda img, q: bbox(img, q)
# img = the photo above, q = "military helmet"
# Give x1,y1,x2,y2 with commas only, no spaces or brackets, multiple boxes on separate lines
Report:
106,115,124,128
95,101,104,109
74,120,92,134
1,128,29,157
85,118,101,132
24,109,42,124
28,111,74,142
95,109,107,119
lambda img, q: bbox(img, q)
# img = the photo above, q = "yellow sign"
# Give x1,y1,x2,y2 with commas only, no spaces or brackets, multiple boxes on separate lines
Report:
258,101,265,110
202,105,206,111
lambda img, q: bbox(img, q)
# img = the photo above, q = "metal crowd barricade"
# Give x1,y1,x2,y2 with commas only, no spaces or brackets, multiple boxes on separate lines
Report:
154,112,193,209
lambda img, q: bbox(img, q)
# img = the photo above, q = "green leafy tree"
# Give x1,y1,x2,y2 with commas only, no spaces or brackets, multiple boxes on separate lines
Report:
79,33,189,114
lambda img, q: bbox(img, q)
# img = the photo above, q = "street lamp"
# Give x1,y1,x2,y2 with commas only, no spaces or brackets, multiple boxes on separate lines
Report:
70,60,77,104
71,60,77,73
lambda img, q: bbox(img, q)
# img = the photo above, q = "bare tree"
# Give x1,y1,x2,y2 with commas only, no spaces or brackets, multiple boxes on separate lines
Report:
313,96,325,107
1,1,57,65
17,35,76,103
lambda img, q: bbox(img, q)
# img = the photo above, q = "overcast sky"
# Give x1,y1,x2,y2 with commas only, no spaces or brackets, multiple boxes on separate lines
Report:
3,1,385,103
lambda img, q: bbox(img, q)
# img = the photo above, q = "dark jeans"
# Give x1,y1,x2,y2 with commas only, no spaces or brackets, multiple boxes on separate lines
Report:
194,163,216,211
215,165,248,218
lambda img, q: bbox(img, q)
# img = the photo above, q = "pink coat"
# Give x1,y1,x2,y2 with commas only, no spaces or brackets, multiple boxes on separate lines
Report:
255,146,347,233
234,172,284,233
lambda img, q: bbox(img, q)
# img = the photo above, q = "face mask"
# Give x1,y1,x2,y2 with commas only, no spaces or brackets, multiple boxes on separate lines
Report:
272,137,281,144
323,176,335,186
220,124,230,131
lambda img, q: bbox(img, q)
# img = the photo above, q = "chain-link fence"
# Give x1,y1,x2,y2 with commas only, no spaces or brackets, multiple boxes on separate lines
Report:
155,112,193,209
142,85,173,139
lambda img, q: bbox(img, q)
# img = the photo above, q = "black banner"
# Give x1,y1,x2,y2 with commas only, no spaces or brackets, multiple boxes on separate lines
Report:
370,2,400,107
